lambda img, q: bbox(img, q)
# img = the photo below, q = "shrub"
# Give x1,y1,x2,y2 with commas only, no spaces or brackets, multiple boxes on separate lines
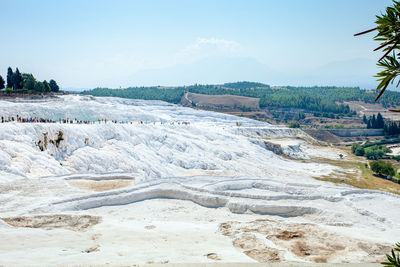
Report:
355,147,365,156
370,160,396,177
352,143,365,156
288,122,300,128
365,149,384,160
364,145,391,160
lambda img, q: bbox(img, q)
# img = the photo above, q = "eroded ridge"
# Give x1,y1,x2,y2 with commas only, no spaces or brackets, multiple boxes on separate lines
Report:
42,174,400,228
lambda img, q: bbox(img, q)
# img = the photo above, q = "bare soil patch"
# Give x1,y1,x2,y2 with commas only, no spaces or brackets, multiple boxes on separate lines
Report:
182,92,260,111
219,219,391,263
232,233,282,262
2,214,101,232
68,179,133,192
275,230,304,240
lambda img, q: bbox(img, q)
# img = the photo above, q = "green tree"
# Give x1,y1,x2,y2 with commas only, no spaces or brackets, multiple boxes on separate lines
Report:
394,122,399,135
22,74,36,91
370,160,396,177
352,143,365,156
355,147,365,156
0,75,5,90
12,68,23,90
34,81,44,93
49,79,59,92
365,149,384,160
363,114,367,124
6,67,13,89
22,73,35,82
377,113,385,128
42,80,51,93
372,114,377,128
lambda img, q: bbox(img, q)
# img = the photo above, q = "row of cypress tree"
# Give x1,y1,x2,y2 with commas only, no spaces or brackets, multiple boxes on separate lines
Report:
362,113,400,135
384,121,400,136
363,113,385,129
0,67,59,93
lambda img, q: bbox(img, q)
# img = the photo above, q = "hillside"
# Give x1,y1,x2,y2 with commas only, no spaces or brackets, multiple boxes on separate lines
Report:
82,82,400,128
181,91,260,111
82,81,400,110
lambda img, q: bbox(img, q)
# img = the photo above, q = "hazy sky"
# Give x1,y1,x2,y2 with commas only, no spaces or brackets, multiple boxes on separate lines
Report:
0,0,393,89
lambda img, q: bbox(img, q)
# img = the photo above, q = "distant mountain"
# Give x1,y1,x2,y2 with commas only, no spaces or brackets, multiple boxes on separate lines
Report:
62,88,89,93
113,56,280,87
103,56,381,90
302,58,379,89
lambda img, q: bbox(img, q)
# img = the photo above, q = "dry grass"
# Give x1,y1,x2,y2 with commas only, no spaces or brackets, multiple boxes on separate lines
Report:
345,101,400,121
184,92,260,110
313,148,400,195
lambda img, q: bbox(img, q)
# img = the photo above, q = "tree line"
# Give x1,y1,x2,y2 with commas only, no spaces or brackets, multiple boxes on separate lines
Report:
0,67,59,94
81,82,400,117
384,121,400,136
82,82,364,117
362,113,400,135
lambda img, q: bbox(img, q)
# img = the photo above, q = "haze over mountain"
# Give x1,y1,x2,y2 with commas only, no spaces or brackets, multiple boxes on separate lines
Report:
102,56,379,90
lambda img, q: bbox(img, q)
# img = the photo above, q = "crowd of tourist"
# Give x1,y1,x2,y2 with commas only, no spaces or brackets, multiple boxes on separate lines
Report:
0,115,191,125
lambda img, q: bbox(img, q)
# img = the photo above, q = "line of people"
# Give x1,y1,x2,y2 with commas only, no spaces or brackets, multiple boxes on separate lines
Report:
0,115,191,125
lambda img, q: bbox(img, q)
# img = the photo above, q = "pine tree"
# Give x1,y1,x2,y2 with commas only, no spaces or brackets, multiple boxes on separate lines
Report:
22,74,36,91
6,67,13,89
367,120,372,129
0,75,5,90
372,114,377,128
389,122,394,135
393,122,399,135
34,81,44,93
12,68,23,90
377,113,384,128
42,80,51,93
49,79,59,92
363,114,367,124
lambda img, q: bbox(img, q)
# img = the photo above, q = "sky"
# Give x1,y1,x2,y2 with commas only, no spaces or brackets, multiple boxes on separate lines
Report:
0,0,394,89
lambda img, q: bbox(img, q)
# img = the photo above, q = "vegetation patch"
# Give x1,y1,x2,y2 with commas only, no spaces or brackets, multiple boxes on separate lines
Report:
314,153,400,195
1,66,60,94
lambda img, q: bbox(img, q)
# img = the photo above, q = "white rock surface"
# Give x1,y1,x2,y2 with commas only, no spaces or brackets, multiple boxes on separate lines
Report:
0,95,398,265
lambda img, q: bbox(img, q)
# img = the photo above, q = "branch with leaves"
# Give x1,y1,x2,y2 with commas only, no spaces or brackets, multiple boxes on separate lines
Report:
382,242,400,267
355,0,400,109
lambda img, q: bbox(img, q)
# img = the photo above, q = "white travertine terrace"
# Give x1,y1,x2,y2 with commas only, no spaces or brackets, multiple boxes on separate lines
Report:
0,95,398,265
